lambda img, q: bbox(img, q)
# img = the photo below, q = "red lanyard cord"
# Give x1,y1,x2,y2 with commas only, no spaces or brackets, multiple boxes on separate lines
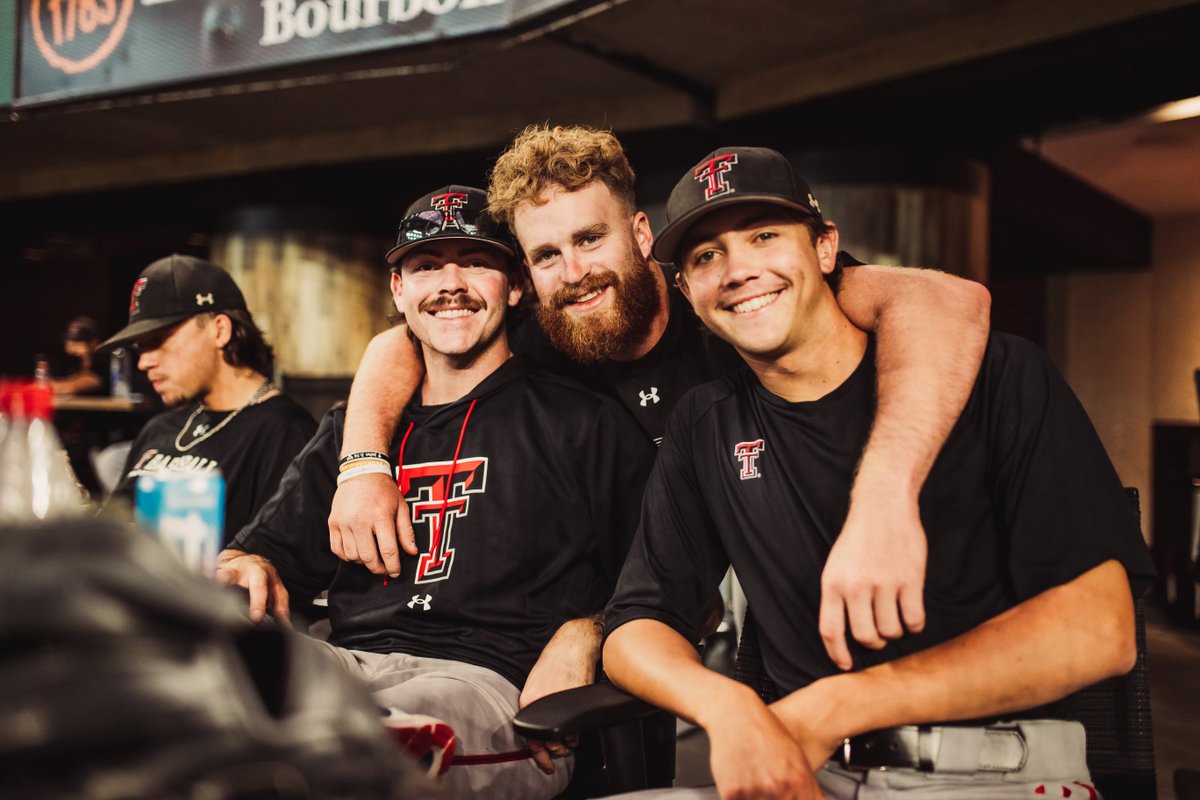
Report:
392,399,478,573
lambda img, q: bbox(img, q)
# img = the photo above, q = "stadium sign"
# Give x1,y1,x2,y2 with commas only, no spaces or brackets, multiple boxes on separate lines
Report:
16,0,571,105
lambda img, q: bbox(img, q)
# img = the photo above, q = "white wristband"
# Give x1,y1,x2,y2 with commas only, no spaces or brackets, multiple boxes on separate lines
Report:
336,462,394,485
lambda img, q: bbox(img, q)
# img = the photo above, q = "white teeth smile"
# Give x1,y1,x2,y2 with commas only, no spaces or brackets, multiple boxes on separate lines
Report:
432,308,476,318
572,289,603,304
731,292,780,314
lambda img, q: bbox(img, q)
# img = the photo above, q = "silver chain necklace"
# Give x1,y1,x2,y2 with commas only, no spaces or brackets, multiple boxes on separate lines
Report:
174,380,275,452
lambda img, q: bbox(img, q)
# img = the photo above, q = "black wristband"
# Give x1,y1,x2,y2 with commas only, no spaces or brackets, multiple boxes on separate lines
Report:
339,450,390,466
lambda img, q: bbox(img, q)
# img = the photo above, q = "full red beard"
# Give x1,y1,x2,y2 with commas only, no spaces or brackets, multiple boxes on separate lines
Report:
535,245,660,364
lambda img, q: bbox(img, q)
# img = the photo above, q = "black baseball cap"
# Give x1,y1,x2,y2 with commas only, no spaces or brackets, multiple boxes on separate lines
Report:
653,147,824,265
98,255,247,352
385,185,517,265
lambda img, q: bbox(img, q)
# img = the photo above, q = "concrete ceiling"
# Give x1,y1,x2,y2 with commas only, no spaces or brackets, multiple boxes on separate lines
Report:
1,0,1194,201
1038,110,1200,218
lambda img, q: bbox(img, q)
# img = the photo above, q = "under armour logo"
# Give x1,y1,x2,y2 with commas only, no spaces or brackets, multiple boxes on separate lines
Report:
407,594,433,611
734,439,765,480
196,293,214,306
694,154,738,200
639,387,660,406
807,193,821,213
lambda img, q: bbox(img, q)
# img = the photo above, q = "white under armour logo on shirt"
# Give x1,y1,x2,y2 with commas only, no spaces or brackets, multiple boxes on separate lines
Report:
196,293,214,306
407,594,433,611
639,387,660,406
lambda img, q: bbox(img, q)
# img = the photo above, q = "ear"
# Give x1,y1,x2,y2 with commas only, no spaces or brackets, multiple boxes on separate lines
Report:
632,211,653,261
675,271,693,304
210,314,233,348
506,268,524,308
816,223,840,276
390,271,404,315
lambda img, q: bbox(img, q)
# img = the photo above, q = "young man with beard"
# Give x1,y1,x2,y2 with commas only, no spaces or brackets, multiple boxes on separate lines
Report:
103,255,316,544
218,187,655,800
331,125,992,665
601,148,1155,799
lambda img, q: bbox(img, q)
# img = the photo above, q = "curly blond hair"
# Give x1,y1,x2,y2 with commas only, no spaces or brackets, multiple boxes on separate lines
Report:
487,124,637,227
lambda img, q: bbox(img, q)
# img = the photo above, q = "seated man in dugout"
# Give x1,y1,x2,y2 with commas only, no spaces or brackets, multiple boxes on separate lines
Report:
217,186,656,799
601,147,1157,799
330,125,994,665
101,255,317,543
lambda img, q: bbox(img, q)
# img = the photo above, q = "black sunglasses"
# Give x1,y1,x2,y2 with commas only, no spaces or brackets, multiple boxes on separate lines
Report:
396,207,513,248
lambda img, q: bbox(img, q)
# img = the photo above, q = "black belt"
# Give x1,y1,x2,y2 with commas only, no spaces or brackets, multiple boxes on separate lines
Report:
838,725,1027,773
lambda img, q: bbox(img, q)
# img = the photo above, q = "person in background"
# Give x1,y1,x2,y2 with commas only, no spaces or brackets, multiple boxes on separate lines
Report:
51,316,106,396
100,254,316,544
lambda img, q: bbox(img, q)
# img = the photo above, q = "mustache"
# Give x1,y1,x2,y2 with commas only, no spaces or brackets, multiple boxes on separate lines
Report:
547,272,618,309
420,294,484,314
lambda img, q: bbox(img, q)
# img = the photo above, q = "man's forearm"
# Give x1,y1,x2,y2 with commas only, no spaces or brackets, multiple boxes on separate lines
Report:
545,613,605,670
341,325,424,456
837,265,990,494
519,614,605,708
606,619,824,790
775,560,1136,746
604,619,758,728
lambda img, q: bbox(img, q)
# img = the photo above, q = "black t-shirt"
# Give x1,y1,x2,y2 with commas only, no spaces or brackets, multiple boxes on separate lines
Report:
232,357,656,689
113,394,317,545
606,333,1156,701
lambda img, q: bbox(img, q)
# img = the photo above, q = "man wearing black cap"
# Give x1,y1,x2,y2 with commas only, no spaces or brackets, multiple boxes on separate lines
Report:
218,187,655,799
601,148,1156,799
103,255,316,544
330,125,993,666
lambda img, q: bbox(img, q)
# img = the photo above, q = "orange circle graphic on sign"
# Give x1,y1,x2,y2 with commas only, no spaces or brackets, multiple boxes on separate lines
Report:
30,0,135,75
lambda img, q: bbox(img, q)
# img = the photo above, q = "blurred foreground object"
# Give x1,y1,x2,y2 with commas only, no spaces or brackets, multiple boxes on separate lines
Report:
0,381,87,521
136,471,225,576
0,517,439,799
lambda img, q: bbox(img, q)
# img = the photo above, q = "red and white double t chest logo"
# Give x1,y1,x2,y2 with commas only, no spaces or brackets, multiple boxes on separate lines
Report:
733,439,765,480
400,457,488,583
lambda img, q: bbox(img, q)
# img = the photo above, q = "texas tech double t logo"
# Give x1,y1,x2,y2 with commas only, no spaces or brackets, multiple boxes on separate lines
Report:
430,192,468,230
733,439,765,480
400,457,488,584
694,154,739,200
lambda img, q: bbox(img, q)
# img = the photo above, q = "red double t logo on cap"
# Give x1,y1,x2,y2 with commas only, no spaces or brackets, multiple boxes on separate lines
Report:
694,154,739,200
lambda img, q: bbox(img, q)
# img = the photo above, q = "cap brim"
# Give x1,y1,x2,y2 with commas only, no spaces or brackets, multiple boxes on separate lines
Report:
385,232,517,265
652,194,819,266
96,313,196,353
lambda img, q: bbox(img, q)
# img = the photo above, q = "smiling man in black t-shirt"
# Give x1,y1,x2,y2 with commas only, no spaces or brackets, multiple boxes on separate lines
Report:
602,148,1156,799
218,186,655,800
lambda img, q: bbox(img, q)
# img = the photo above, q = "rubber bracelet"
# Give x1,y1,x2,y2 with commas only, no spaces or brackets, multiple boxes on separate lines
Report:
339,456,391,473
336,462,394,486
339,450,390,466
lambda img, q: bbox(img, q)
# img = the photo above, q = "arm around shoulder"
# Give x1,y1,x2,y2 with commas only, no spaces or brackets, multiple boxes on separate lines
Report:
329,325,424,576
820,265,991,666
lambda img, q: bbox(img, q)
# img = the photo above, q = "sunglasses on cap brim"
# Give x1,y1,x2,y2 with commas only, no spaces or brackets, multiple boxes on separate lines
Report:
397,207,510,246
